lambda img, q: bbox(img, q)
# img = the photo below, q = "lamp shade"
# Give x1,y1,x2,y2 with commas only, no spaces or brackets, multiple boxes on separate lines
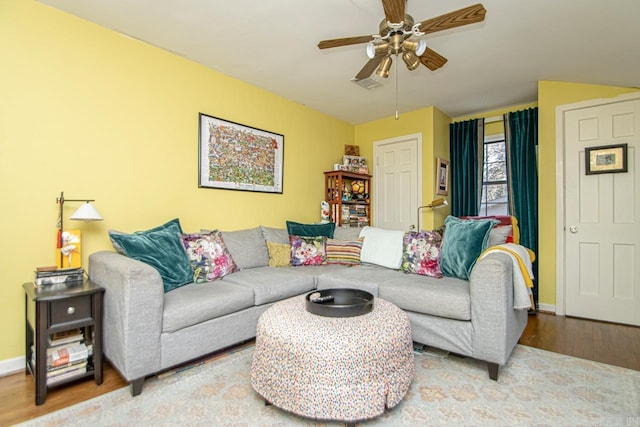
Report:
70,202,103,221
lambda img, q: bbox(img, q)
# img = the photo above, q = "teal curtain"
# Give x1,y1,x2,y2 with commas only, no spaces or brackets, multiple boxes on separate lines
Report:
505,107,538,307
449,119,484,216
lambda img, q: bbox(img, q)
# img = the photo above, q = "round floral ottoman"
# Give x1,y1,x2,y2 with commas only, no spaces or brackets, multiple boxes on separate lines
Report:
250,294,414,425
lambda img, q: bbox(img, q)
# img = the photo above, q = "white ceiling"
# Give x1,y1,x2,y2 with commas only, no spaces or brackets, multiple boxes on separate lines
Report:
38,0,640,124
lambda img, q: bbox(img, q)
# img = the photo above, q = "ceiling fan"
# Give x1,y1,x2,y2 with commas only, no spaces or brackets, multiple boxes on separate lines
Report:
317,0,486,81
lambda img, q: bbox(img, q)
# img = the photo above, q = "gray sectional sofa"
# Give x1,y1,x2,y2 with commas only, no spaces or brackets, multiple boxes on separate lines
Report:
88,225,528,396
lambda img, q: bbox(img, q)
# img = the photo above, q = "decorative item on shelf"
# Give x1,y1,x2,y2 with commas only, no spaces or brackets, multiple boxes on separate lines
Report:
416,198,448,231
342,155,368,174
342,183,353,202
351,180,366,195
344,144,360,156
56,191,103,269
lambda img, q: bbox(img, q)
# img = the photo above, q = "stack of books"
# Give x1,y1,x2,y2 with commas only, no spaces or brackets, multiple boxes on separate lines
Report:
46,335,90,385
34,266,85,286
341,204,369,227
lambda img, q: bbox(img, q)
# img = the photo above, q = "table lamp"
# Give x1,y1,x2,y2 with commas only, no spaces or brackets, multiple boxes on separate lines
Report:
56,191,103,268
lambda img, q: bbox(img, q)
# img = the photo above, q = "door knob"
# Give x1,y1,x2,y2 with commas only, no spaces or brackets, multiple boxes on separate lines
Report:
569,226,577,233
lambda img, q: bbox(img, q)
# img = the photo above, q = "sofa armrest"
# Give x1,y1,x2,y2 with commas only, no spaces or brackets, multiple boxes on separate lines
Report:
88,251,163,382
469,252,528,365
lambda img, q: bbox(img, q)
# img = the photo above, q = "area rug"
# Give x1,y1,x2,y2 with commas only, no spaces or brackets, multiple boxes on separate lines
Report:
18,345,640,426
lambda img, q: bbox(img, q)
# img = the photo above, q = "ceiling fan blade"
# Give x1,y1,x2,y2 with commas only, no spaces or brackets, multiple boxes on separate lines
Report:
419,48,448,71
354,56,384,81
318,35,374,50
382,0,405,24
418,3,486,35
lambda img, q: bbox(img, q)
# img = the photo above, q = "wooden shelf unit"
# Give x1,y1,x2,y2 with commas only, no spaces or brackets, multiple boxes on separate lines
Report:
324,170,371,227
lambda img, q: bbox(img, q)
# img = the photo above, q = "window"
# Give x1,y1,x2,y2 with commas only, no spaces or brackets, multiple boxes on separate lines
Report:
480,136,509,216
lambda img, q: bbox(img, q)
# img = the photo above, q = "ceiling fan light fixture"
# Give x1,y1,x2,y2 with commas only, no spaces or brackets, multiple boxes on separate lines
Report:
403,39,427,56
366,41,388,59
402,51,420,71
376,55,392,78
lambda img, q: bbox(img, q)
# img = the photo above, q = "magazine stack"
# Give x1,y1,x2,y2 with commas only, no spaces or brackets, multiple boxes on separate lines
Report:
34,267,85,286
34,329,94,385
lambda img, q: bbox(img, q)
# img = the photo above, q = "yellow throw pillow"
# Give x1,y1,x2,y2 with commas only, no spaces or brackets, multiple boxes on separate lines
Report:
266,241,291,267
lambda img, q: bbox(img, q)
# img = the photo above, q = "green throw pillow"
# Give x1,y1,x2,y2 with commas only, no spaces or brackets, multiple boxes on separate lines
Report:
109,221,192,292
440,216,499,280
286,220,335,238
109,218,183,254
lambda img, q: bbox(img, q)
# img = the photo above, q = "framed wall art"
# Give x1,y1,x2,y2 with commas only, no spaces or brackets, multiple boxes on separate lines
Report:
436,157,449,196
585,143,627,175
199,113,284,193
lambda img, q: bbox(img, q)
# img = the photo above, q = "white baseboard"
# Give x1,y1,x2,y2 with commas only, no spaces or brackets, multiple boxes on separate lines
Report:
537,303,556,313
0,356,25,377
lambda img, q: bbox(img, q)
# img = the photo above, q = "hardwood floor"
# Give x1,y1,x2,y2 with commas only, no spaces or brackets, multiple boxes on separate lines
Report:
1,313,639,426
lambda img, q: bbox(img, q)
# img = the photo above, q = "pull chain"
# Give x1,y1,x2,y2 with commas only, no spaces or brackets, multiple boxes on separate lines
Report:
394,55,399,120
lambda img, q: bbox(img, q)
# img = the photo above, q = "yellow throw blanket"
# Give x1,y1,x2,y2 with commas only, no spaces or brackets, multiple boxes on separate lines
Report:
478,243,535,310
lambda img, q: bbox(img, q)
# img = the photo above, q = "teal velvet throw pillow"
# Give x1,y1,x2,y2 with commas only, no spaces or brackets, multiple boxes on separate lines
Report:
108,219,193,292
286,220,335,238
440,216,499,280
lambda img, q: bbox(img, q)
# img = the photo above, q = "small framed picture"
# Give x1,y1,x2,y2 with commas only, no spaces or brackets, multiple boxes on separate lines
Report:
436,157,449,196
585,143,627,175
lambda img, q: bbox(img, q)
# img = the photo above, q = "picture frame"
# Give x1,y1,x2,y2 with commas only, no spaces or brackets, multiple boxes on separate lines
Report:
436,157,449,196
342,155,368,174
585,143,627,175
198,113,284,193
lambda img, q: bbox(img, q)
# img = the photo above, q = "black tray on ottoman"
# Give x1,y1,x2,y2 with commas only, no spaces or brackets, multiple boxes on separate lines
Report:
305,288,374,318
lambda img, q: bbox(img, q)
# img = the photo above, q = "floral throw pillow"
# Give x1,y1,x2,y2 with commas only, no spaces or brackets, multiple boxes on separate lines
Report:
401,231,443,278
180,231,237,283
289,235,327,266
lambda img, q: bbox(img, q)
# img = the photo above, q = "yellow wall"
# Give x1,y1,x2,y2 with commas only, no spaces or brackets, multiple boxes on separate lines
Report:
537,81,638,306
354,106,452,230
0,0,353,361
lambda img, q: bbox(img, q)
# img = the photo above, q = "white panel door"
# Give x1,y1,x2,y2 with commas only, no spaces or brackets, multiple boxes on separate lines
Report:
564,99,640,326
373,134,421,231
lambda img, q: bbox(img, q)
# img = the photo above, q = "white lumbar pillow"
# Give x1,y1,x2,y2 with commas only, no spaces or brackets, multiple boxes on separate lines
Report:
358,226,404,270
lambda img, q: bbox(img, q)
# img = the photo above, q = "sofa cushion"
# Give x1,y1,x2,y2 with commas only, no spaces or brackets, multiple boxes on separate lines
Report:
315,264,399,296
109,225,192,293
221,266,316,305
440,216,498,280
220,227,269,269
260,226,289,244
333,227,363,241
325,238,363,266
401,231,443,278
266,241,291,267
378,274,471,321
286,220,335,238
290,235,327,266
180,231,237,283
162,282,255,333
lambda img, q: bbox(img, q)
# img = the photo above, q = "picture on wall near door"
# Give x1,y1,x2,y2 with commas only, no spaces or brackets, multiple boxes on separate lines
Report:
436,157,449,196
198,113,284,193
585,143,628,175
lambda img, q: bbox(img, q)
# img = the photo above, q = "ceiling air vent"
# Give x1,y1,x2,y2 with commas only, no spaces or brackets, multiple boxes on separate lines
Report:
351,77,383,90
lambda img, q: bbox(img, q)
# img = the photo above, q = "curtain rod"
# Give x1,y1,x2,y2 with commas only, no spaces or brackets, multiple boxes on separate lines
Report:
484,115,502,124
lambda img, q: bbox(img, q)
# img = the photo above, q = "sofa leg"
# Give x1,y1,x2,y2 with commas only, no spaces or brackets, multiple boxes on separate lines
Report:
130,378,145,396
487,362,499,381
